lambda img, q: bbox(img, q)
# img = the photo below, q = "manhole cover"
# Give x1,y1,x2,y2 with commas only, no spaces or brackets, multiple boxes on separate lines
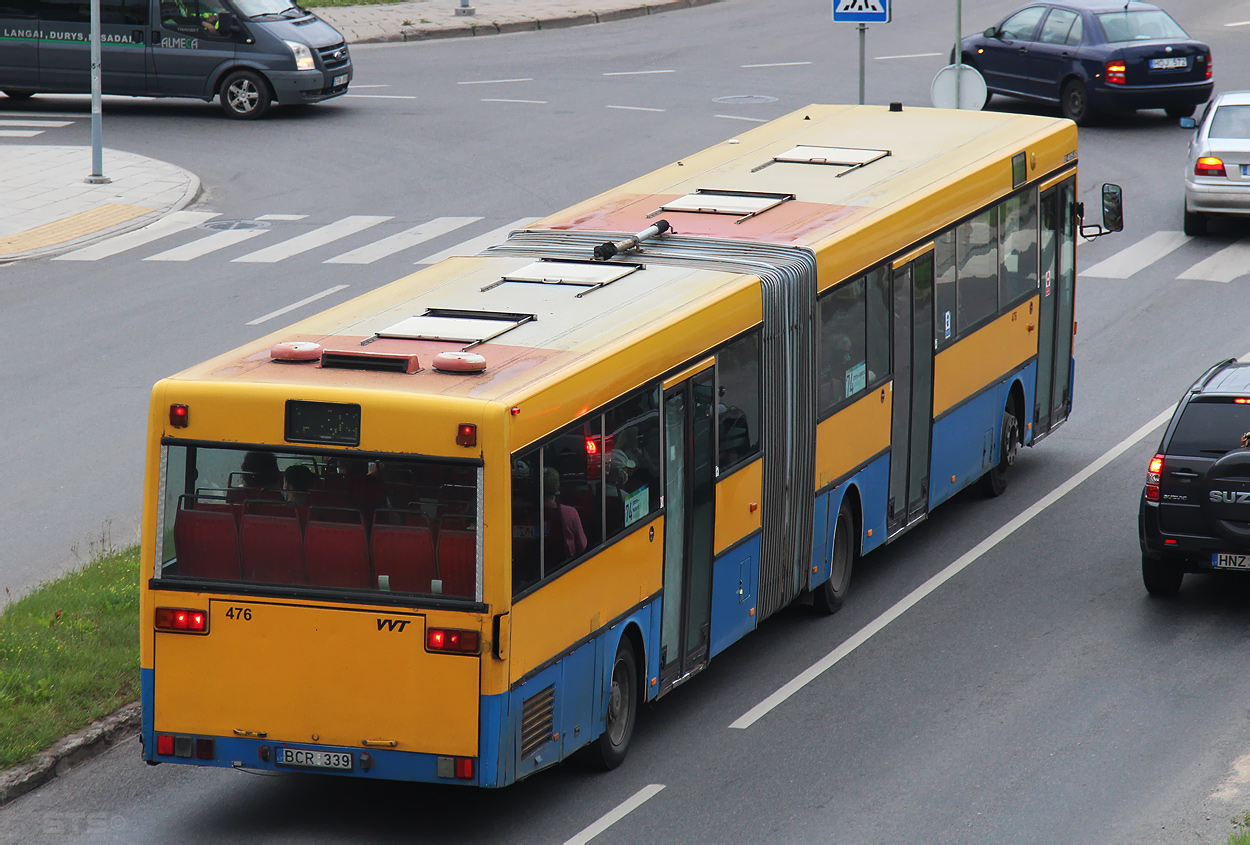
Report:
199,219,271,231
712,94,779,105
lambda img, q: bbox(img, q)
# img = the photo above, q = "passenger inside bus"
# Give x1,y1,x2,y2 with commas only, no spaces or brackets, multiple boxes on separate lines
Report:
544,467,587,567
282,464,316,507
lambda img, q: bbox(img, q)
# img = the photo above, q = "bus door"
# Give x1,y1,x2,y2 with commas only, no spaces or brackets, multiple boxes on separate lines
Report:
659,363,716,691
1034,175,1077,436
887,248,935,537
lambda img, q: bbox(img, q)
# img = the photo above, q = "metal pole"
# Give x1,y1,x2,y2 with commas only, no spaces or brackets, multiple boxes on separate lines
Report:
455,0,475,16
954,0,962,109
85,0,109,183
857,23,866,105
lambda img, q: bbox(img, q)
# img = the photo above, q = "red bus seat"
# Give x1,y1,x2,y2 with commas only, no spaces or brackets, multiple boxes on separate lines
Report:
436,529,476,598
174,495,240,579
371,514,437,593
304,507,370,590
240,500,304,584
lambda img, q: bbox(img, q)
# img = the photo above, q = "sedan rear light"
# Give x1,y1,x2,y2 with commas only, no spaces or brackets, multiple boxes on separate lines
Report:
1145,454,1164,501
1195,156,1226,177
1205,52,1212,80
1106,60,1127,85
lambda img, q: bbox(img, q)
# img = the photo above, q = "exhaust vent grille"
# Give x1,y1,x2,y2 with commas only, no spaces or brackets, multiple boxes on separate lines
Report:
320,351,419,374
520,685,555,759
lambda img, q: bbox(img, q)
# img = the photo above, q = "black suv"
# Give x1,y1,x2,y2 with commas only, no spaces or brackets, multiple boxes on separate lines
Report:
1140,359,1250,595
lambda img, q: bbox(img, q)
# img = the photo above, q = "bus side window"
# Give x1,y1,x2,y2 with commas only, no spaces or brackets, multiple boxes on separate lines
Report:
717,331,761,470
998,190,1039,307
934,230,957,348
605,388,661,536
511,450,541,595
818,279,867,412
956,206,999,332
865,266,890,384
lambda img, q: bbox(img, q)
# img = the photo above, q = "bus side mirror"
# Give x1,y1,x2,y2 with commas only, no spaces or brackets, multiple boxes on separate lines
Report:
1101,183,1124,232
1179,117,1196,129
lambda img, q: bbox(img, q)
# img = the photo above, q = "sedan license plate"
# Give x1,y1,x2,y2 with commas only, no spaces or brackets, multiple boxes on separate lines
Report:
1212,553,1250,571
1150,57,1187,70
333,74,348,87
276,747,354,771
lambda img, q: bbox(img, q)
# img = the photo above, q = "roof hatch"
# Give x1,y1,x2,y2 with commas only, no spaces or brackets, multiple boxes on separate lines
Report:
754,145,890,176
377,308,535,350
482,259,641,297
650,189,794,223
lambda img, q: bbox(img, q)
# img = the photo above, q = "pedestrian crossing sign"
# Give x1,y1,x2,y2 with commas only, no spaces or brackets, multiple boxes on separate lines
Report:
833,0,889,23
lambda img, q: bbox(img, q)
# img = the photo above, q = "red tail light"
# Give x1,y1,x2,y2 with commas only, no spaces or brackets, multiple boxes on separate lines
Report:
427,627,481,654
157,734,174,755
1106,61,1127,85
169,403,189,428
455,757,475,779
456,423,477,447
1205,52,1212,80
155,606,208,633
1145,454,1164,501
1196,156,1226,177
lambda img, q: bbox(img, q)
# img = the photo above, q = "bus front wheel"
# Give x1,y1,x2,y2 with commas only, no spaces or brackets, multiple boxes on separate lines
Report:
813,500,855,614
590,638,638,770
981,404,1019,498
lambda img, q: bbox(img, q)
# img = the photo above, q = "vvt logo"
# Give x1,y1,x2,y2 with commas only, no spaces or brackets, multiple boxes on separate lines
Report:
377,618,411,632
1209,490,1250,504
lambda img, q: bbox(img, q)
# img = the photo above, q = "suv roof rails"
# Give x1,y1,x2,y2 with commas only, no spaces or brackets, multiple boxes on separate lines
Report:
1193,358,1239,393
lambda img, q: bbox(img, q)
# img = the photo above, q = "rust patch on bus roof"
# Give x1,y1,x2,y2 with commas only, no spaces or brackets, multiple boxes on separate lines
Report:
541,193,869,245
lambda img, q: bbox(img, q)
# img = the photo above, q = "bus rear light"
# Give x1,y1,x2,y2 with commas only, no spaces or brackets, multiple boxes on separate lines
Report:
1145,453,1164,501
155,606,208,633
427,628,480,654
195,738,215,760
455,757,475,779
1105,61,1126,84
456,423,477,447
169,404,189,428
157,734,174,756
1196,156,1226,177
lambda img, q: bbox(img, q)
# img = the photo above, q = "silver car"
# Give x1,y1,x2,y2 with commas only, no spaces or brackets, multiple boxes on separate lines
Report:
1183,91,1250,235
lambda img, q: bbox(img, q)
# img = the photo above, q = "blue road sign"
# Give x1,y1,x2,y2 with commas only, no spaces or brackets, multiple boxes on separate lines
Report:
833,0,890,24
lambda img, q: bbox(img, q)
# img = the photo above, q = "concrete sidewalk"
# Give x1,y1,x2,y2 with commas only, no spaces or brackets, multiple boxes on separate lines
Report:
0,0,716,264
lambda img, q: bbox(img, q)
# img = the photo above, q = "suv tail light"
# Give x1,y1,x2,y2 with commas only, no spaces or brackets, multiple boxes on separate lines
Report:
1106,60,1127,85
1145,454,1164,501
1196,156,1226,177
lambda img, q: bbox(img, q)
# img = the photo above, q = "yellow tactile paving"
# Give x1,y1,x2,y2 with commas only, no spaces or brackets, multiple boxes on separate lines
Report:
0,202,153,256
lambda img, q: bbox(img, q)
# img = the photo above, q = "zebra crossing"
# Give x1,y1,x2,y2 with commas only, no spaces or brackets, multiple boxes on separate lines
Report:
1082,230,1250,283
0,115,82,137
52,211,538,266
41,208,1250,281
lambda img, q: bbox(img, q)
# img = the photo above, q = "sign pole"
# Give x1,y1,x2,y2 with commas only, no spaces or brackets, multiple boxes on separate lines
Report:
857,23,866,105
85,0,109,184
954,0,962,109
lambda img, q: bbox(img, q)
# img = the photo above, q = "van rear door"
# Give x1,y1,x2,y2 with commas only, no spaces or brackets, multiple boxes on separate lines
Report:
0,1,40,91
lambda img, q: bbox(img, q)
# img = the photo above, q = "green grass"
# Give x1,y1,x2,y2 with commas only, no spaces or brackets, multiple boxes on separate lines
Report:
0,545,140,769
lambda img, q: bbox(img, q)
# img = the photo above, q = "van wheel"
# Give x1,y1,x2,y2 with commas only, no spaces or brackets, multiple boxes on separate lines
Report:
813,500,855,615
220,70,272,120
981,404,1019,498
1142,554,1183,597
588,638,638,771
3,90,34,100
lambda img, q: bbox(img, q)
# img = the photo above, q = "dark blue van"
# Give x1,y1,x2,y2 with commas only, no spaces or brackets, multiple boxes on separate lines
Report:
0,0,352,118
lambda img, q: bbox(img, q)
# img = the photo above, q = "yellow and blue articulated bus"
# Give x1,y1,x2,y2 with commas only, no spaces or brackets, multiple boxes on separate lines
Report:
140,104,1092,786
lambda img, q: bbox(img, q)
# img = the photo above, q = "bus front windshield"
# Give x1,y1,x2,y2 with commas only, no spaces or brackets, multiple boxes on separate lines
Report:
231,0,306,19
158,444,480,600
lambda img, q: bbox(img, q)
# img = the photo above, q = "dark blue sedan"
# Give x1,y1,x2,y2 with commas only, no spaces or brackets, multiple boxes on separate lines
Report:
958,0,1212,125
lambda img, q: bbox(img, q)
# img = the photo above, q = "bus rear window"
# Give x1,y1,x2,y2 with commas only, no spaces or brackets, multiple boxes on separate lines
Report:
158,444,480,600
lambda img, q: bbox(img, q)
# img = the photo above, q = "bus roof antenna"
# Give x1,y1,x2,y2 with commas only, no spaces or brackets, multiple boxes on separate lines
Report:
594,219,673,260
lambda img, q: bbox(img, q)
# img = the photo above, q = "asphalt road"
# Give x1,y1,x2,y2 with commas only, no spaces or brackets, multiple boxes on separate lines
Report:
4,0,1250,841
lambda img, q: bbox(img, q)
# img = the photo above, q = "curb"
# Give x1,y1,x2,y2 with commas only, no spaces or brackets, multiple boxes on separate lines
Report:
0,702,141,808
351,0,720,44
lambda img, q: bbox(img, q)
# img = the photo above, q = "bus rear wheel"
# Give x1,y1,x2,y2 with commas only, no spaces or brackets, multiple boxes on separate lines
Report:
813,501,855,614
981,404,1019,498
589,638,638,770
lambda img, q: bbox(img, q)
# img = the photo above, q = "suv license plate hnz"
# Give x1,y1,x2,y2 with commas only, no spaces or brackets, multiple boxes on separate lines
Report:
276,747,354,770
1212,553,1250,570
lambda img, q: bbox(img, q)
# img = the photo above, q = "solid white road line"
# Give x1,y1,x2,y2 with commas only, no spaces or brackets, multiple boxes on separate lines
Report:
247,285,350,326
232,215,391,263
0,119,74,127
324,216,483,264
458,77,534,84
729,403,1180,730
415,217,539,265
144,228,269,261
607,105,665,112
1082,230,1191,278
875,51,942,59
255,214,308,222
563,784,666,845
742,61,812,68
343,94,418,99
0,130,44,137
1225,20,1250,26
481,99,547,104
603,69,675,76
715,114,768,123
54,211,219,261
350,84,390,88
1177,241,1250,283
